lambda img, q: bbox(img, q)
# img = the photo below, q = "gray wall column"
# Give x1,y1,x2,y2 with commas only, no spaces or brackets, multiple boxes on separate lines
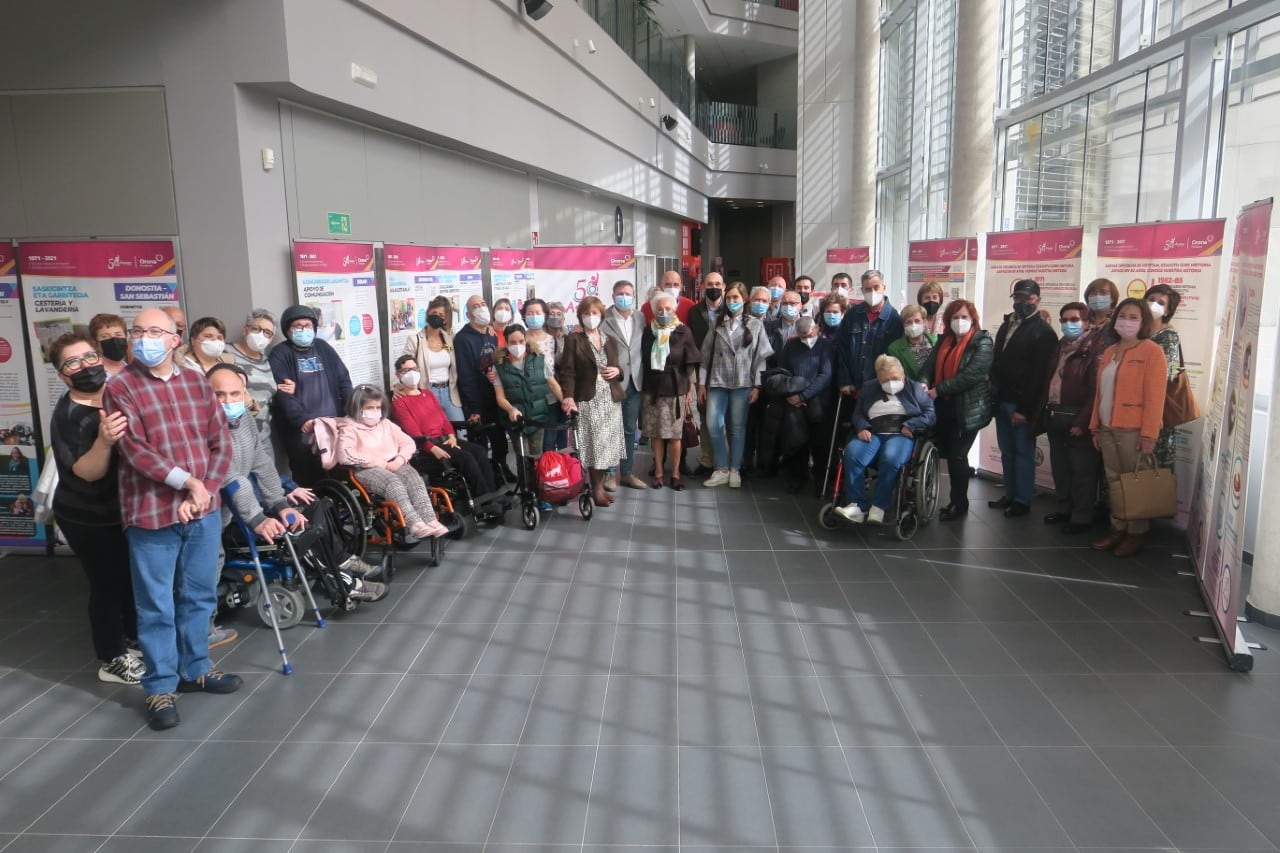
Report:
948,0,999,238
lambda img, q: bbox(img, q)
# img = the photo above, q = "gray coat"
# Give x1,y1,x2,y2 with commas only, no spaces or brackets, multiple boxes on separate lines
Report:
700,316,774,389
222,412,289,529
602,306,646,393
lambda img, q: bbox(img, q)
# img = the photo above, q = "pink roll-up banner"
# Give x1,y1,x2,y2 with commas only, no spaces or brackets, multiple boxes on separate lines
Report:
531,246,634,328
823,247,871,301
490,249,534,315
19,240,181,446
980,228,1084,490
292,240,384,387
0,242,43,550
1096,219,1225,528
383,244,433,375
1187,200,1271,670
908,238,977,334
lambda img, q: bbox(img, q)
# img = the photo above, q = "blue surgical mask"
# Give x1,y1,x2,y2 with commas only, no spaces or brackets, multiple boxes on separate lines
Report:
1061,321,1084,339
525,314,546,330
290,327,316,348
780,304,799,320
1087,294,1112,312
222,401,247,421
725,300,743,315
614,294,634,311
131,337,170,368
749,302,768,317
768,286,784,300
823,312,841,328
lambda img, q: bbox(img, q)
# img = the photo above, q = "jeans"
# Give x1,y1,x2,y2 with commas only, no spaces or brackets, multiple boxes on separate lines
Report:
57,516,137,662
843,433,915,510
616,386,643,476
706,386,751,470
994,400,1036,505
126,513,222,695
542,406,567,452
428,385,464,422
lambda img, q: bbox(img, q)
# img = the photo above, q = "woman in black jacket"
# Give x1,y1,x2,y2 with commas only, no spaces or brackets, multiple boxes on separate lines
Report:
920,300,993,520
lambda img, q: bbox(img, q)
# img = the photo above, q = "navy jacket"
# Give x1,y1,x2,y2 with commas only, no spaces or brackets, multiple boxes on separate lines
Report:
776,336,833,403
268,339,352,430
852,376,936,435
454,324,499,417
836,301,904,390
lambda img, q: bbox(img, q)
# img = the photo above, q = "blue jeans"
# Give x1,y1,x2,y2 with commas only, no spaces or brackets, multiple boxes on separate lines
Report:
542,406,567,451
126,513,222,694
428,384,464,422
994,400,1036,505
843,433,914,510
615,386,643,476
706,386,751,470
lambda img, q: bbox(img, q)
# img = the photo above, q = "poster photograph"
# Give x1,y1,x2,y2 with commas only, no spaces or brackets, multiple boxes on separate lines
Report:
531,246,635,328
292,240,384,387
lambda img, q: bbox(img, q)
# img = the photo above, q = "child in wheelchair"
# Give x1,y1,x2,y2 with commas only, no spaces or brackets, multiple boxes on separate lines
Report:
835,355,935,524
309,384,450,541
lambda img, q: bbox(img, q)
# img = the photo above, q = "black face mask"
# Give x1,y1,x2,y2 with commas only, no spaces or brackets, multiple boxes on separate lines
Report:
704,288,722,302
924,301,941,317
100,338,128,362
1012,301,1037,320
69,364,107,393
426,315,446,330
798,292,811,304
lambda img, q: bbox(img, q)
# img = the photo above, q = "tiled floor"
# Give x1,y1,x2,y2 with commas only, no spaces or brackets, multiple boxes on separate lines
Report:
2,463,1280,852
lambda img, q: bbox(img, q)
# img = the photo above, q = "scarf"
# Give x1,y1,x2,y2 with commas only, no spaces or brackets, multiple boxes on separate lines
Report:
650,317,679,370
934,327,976,387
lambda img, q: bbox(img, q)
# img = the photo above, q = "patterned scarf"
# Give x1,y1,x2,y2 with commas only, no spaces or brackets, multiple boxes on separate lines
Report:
650,317,680,371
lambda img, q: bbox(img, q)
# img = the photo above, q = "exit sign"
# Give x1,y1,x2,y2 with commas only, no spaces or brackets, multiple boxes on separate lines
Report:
327,212,351,235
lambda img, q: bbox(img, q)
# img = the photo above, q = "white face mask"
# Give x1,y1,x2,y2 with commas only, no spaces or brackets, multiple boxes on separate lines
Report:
834,287,849,299
664,287,682,300
863,289,885,307
1147,300,1165,319
881,379,905,395
904,322,925,339
245,330,272,353
951,318,973,336
472,306,491,326
582,314,601,330
802,335,818,348
198,339,225,358
494,308,512,324
508,343,526,359
399,370,421,388
360,410,382,425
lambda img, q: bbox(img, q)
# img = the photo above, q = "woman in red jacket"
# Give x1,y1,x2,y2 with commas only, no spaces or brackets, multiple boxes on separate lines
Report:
1089,298,1168,557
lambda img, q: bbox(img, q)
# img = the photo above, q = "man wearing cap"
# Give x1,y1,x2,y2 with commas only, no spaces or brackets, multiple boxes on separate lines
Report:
269,304,353,486
989,279,1058,517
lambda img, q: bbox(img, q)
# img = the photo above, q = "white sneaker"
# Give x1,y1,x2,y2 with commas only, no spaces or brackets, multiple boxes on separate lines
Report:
98,654,142,686
705,469,731,488
728,470,742,488
834,503,866,524
867,506,885,525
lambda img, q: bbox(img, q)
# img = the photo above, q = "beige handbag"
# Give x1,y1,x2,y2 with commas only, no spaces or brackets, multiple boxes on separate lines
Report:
1109,454,1178,520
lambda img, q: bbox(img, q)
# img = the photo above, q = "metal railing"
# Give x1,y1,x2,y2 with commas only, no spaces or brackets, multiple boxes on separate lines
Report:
697,101,795,149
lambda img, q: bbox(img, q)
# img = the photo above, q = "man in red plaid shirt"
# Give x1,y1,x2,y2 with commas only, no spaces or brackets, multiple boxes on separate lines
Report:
105,307,238,730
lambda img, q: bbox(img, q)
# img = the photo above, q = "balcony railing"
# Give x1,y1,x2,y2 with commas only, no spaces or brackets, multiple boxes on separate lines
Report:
697,101,795,150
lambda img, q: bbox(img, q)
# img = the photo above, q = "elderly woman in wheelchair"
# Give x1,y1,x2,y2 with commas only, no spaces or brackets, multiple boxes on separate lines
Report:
835,354,936,525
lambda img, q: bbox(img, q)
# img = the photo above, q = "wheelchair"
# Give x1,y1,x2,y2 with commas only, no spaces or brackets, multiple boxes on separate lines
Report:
312,464,447,572
218,518,329,632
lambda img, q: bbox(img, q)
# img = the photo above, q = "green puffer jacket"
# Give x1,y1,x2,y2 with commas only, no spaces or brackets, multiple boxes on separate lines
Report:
494,351,550,435
920,330,994,434
885,333,937,382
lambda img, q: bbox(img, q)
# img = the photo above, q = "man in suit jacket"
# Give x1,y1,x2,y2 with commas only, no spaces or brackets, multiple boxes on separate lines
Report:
602,279,648,489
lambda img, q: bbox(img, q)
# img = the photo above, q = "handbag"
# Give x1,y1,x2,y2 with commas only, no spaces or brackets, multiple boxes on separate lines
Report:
1045,404,1081,432
682,411,700,448
1109,454,1177,520
1163,344,1201,427
33,447,58,526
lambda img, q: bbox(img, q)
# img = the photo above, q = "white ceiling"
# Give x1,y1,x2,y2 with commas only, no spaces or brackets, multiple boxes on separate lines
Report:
646,0,798,95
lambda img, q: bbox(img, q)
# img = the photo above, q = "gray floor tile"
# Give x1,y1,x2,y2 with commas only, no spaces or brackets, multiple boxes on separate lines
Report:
472,621,558,675
501,579,571,622
927,745,1071,847
1032,674,1167,746
441,674,540,745
366,672,471,743
731,582,796,621
760,746,875,846
801,622,882,677
739,621,817,677
1049,621,1164,674
208,741,358,839
676,580,740,623
678,621,746,677
118,741,270,836
610,622,676,675
985,621,1092,674
521,674,608,744
584,745,679,844
924,622,1024,675
392,743,515,843
1,836,114,853
1101,672,1248,745
289,673,402,741
302,741,435,841
787,582,858,623
678,746,777,846
616,581,677,623
560,579,624,622
963,675,1083,746
999,574,1100,621
678,675,760,747
0,671,120,739
407,622,497,674
895,580,981,621
541,622,617,675
890,675,1001,746
487,745,596,844
750,675,838,746
599,674,677,745
0,739,125,833
340,622,437,672
844,746,972,847
1181,742,1280,847
861,621,952,675
821,675,920,747
825,549,891,582
841,581,915,622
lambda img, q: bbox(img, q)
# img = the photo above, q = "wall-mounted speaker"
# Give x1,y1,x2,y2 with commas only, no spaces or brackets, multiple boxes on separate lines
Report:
523,0,552,20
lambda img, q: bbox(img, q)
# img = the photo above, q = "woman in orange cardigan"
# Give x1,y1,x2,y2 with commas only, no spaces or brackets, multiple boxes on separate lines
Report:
1089,298,1167,557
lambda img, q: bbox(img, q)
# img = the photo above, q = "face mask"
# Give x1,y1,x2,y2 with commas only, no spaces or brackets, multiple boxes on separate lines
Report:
863,290,884,307
1060,321,1084,339
769,286,784,300
904,322,925,339
100,338,128,362
664,287,682,300
493,308,512,324
834,287,850,299
525,314,545,330
547,316,564,329
132,337,170,367
290,327,316,348
400,370,422,388
1087,294,1112,312
924,301,941,317
1147,300,1165,319
245,331,272,353
508,343,526,359
69,364,106,393
360,410,382,425
613,295,634,311
655,310,676,327
704,288,722,302
881,379,905,395
1012,301,1036,320
221,400,247,421
1115,318,1141,340
749,302,768,317
798,292,811,304
780,304,799,320
823,312,841,328
951,318,972,336
725,300,744,315
472,307,491,326
582,314,601,330
198,339,225,358
802,336,818,349
426,314,446,330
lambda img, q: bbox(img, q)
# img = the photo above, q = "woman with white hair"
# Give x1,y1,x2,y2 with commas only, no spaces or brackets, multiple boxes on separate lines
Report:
639,290,702,489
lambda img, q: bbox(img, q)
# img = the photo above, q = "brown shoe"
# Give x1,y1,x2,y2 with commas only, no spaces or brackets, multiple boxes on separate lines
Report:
1092,529,1126,551
603,474,617,492
1113,534,1146,558
619,474,648,490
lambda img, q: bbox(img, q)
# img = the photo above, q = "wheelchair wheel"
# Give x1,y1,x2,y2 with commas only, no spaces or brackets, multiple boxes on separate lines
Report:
257,582,304,630
521,503,540,530
914,443,940,523
895,512,919,541
818,502,840,530
314,479,367,561
578,493,593,520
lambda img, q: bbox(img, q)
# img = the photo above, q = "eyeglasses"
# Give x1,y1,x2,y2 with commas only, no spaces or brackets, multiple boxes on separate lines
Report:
130,326,175,339
246,324,274,336
60,351,102,375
